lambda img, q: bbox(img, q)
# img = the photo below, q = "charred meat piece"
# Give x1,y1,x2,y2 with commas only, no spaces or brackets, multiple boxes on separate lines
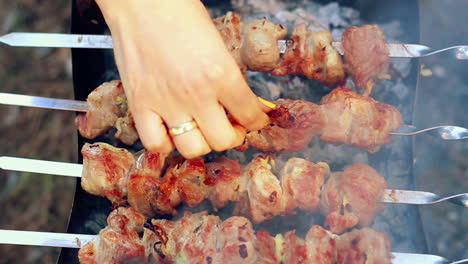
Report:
81,142,135,204
243,156,284,223
319,86,402,153
205,156,246,208
320,163,388,234
305,225,337,264
80,208,393,264
279,158,329,214
336,228,392,264
342,25,390,94
241,17,287,71
217,216,258,264
78,207,147,264
75,80,138,145
244,98,326,153
115,112,139,145
127,151,170,216
213,11,246,72
143,211,221,263
272,24,345,85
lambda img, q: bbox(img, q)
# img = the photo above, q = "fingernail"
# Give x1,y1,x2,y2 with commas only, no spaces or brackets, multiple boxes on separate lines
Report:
257,97,276,108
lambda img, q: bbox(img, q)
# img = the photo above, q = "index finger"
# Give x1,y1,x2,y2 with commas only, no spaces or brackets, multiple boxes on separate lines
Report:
218,73,270,131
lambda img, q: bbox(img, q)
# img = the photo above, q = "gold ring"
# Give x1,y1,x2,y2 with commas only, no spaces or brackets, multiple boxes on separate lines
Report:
169,120,198,136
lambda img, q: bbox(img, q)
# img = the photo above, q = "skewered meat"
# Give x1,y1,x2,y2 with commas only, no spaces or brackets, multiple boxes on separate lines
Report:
342,25,390,95
81,143,387,233
336,227,392,264
242,98,325,153
79,208,393,264
244,86,402,153
75,80,139,145
241,17,288,71
272,23,345,84
78,207,147,264
81,142,135,204
319,87,402,153
320,163,387,234
213,11,246,72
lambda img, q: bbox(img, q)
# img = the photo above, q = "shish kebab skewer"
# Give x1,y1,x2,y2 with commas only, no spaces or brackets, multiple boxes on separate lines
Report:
0,83,404,153
1,144,466,233
1,90,466,141
0,208,464,264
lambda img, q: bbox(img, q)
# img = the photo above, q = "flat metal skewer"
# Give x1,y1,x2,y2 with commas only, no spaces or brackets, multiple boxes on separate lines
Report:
0,156,466,207
1,92,466,140
0,229,466,264
3,32,467,59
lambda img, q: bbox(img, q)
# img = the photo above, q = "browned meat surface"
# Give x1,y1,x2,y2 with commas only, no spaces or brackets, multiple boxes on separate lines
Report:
75,80,126,139
213,11,246,72
143,211,222,263
305,225,337,264
115,112,138,145
241,17,287,71
244,98,326,153
272,24,345,84
244,156,284,223
342,25,390,94
217,216,258,264
205,156,245,208
319,87,402,153
279,158,329,214
320,163,388,234
81,142,135,204
127,151,170,216
336,228,392,264
78,207,146,264
81,208,392,264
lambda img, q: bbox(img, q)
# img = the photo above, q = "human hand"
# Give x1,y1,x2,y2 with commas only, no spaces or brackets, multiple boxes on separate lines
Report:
96,0,271,158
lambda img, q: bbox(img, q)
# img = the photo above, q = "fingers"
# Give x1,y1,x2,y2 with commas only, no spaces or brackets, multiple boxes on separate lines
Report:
257,97,276,113
195,101,246,152
219,74,270,131
132,108,174,154
164,113,212,159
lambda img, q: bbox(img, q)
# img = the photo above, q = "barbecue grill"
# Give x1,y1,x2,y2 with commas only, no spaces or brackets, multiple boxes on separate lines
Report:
61,0,424,262
0,0,466,263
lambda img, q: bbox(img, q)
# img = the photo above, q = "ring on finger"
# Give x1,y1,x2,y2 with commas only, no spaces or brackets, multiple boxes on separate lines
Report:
169,120,198,137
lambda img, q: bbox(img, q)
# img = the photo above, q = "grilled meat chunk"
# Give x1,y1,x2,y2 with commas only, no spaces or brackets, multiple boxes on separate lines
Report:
320,163,387,234
244,156,284,223
279,158,329,214
213,11,246,72
115,112,139,145
272,24,345,84
75,80,138,145
127,151,169,216
78,207,146,264
319,87,402,152
342,25,390,95
81,142,135,204
205,156,246,208
241,17,287,71
244,98,325,153
336,228,392,264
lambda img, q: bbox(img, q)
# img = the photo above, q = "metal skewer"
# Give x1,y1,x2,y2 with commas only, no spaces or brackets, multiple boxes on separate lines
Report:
2,32,467,59
0,156,466,207
1,92,466,140
0,229,466,264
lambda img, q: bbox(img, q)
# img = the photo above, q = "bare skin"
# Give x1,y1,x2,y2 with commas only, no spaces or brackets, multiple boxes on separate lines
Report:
95,0,271,158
